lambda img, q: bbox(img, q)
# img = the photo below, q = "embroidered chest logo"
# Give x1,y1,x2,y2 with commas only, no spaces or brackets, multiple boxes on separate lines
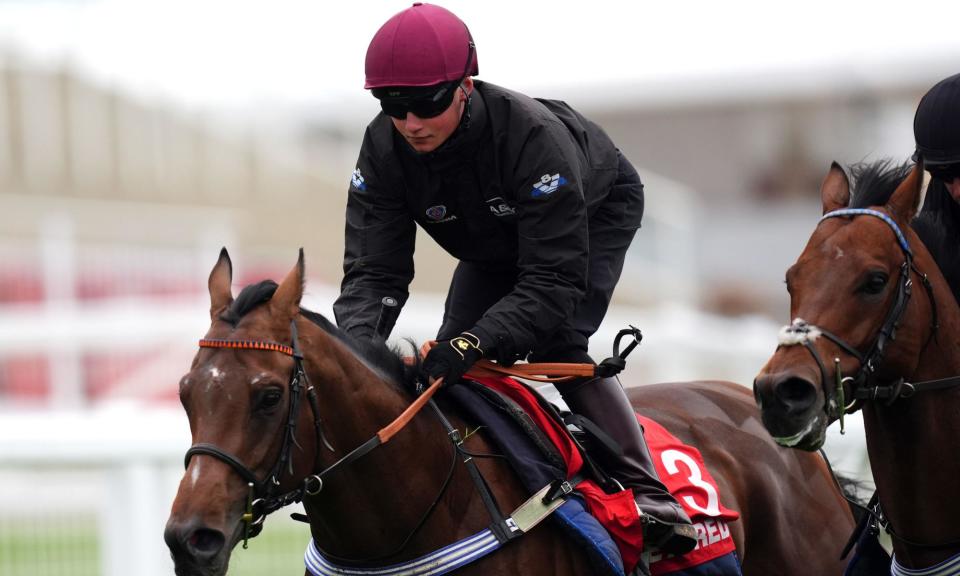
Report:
531,173,567,198
425,205,457,223
486,196,516,217
351,168,366,191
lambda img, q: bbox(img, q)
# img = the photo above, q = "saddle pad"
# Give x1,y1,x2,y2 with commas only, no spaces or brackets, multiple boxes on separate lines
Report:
453,376,741,575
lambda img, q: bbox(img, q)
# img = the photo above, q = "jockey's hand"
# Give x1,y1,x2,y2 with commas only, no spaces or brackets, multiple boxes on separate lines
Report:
422,332,483,386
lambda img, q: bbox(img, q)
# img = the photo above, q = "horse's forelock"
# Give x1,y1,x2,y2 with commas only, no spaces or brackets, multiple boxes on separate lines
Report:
220,280,279,325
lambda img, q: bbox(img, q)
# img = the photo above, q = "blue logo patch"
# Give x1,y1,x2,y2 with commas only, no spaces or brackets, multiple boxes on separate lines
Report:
531,173,567,197
351,168,366,191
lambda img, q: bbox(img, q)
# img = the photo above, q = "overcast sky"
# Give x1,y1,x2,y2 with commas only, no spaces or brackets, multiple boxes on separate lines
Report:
1,0,959,118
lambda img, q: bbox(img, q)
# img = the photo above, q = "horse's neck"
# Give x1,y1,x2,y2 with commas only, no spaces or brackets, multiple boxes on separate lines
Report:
864,274,960,566
301,334,472,558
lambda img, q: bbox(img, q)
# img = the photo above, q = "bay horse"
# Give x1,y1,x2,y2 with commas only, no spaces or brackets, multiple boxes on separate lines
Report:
754,160,960,572
165,248,857,576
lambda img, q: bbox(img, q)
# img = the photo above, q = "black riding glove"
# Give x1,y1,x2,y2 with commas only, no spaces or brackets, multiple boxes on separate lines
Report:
422,332,484,386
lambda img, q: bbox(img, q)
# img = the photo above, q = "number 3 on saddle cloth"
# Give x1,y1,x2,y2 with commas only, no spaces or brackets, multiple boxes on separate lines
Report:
446,376,741,576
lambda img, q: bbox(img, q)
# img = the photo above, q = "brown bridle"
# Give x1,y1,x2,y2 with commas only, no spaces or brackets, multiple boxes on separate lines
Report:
185,320,330,547
183,320,640,553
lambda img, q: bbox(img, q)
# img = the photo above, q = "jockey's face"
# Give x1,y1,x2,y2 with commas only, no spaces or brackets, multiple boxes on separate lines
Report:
946,179,960,204
390,78,473,154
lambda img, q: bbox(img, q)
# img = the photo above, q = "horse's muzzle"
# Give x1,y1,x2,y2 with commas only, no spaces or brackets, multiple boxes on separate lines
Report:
164,518,229,576
754,371,827,450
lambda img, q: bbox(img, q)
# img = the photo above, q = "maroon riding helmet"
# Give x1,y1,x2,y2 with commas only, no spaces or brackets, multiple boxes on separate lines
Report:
365,2,479,90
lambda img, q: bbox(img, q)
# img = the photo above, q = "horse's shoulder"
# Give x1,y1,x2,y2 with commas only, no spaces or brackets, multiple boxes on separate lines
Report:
626,380,753,418
626,380,783,467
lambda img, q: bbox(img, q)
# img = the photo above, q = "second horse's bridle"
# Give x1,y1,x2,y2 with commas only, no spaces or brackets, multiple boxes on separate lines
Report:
778,208,941,431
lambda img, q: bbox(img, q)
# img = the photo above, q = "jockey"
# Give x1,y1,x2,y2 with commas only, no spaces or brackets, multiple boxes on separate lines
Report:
914,71,960,203
912,72,960,304
332,2,697,556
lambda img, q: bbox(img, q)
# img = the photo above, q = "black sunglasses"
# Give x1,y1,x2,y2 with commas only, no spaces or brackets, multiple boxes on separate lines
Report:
374,41,475,120
375,82,459,120
928,163,960,182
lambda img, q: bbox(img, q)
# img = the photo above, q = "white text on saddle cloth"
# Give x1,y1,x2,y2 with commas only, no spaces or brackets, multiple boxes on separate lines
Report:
648,518,733,563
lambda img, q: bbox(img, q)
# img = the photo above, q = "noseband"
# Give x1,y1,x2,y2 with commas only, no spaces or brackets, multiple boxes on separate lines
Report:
778,208,939,431
184,320,329,547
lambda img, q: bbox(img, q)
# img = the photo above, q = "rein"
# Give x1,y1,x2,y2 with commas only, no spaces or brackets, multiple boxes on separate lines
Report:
186,320,640,565
185,318,450,550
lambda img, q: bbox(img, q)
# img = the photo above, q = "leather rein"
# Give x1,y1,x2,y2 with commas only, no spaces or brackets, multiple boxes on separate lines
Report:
182,321,639,557
185,318,452,551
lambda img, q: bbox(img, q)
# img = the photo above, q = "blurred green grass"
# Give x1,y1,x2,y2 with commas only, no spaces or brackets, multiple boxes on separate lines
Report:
0,515,308,576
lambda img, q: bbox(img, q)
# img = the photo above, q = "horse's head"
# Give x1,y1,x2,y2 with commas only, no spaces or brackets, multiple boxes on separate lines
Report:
754,161,936,450
165,249,321,576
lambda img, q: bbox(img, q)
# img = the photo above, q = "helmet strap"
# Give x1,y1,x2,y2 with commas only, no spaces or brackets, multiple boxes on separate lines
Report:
460,85,472,129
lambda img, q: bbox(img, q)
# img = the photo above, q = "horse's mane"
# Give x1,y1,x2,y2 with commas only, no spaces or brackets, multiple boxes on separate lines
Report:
842,160,960,305
221,280,420,392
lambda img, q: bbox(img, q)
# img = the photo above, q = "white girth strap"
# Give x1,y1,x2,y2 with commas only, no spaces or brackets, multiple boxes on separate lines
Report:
304,529,501,576
304,479,572,576
892,551,960,576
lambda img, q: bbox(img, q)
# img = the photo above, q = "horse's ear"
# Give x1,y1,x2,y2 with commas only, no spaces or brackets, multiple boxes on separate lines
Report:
820,162,851,215
208,247,234,320
887,161,924,223
270,248,305,320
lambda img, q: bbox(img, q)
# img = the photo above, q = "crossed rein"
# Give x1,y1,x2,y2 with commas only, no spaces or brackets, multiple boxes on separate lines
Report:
183,319,643,563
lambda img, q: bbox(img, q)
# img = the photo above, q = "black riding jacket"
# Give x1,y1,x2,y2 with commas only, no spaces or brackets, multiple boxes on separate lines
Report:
334,81,625,362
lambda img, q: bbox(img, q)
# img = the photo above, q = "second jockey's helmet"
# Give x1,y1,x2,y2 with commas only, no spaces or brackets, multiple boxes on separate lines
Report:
914,72,960,166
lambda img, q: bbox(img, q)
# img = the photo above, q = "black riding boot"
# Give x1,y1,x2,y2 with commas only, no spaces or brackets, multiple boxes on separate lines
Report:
560,376,698,556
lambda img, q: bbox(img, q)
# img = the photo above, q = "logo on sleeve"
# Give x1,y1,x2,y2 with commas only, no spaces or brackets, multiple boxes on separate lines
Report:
531,173,567,198
351,168,367,191
425,205,457,223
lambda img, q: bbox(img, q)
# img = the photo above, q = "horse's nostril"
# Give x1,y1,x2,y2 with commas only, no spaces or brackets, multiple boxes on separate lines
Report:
165,520,226,563
776,376,818,415
187,528,225,558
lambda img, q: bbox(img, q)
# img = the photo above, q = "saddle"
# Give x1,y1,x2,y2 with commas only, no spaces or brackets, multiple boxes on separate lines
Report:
445,375,741,576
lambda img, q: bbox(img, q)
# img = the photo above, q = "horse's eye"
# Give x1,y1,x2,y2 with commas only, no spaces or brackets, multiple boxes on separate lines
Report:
258,388,284,410
862,272,889,295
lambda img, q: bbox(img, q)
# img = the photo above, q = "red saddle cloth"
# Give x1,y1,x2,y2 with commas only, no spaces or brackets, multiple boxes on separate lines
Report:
470,376,739,575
